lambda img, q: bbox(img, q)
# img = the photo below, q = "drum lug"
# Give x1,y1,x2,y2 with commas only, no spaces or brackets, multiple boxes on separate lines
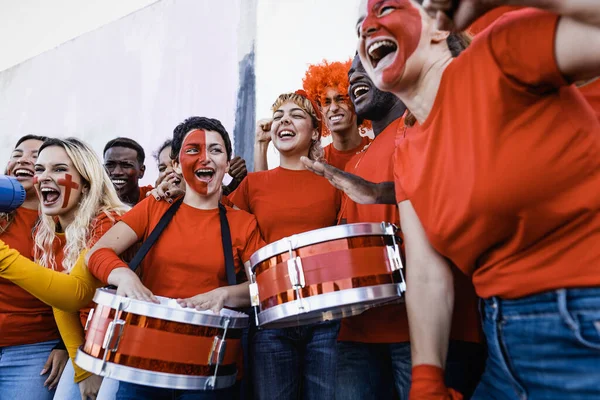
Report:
84,308,95,331
249,282,260,307
103,319,126,351
287,257,306,289
206,317,231,390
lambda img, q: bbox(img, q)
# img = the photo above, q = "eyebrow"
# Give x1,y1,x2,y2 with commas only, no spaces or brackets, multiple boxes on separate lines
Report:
34,162,69,167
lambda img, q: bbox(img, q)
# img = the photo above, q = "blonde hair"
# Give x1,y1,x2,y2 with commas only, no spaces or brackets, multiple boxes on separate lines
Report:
271,93,324,161
34,138,129,272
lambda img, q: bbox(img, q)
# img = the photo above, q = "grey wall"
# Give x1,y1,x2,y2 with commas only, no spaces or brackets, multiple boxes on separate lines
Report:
0,0,257,185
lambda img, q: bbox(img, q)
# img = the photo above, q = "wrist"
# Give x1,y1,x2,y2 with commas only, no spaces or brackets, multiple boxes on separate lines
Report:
107,267,136,287
254,141,269,151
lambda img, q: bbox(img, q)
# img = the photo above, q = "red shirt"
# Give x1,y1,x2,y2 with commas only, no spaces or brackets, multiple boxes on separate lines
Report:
0,208,60,346
323,136,372,171
579,79,600,122
394,10,600,299
229,167,341,243
339,119,481,344
139,185,154,203
120,197,264,298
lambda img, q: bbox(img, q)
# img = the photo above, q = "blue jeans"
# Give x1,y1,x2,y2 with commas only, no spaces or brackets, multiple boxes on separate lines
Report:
336,341,411,400
54,360,120,399
252,321,340,400
336,340,485,400
116,381,234,400
472,288,600,400
0,339,59,400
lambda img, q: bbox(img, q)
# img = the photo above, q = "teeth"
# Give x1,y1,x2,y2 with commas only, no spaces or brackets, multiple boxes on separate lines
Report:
196,169,213,173
112,179,126,184
41,188,57,193
14,169,34,176
330,115,343,122
368,40,396,57
353,85,369,97
279,130,295,137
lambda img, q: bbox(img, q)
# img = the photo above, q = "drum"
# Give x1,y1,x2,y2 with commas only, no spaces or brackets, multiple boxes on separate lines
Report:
75,288,248,390
248,222,405,328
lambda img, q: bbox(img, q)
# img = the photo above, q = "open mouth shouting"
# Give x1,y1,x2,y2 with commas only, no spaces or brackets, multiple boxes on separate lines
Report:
351,83,371,103
194,167,215,183
278,129,296,140
39,185,61,207
13,168,35,181
328,114,345,124
111,178,127,189
367,39,398,69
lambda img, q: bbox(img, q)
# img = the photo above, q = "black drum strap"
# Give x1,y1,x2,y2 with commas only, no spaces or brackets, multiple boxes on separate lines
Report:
218,202,237,286
128,198,183,273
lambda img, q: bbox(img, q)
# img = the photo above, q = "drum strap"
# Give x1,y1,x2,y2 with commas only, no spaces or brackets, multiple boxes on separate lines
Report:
127,198,237,286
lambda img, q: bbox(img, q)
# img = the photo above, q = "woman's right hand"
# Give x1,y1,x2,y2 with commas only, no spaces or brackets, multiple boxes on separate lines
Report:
78,374,103,400
255,118,273,144
107,267,158,303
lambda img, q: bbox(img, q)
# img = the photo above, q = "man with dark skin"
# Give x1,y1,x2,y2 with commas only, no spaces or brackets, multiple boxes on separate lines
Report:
103,137,149,206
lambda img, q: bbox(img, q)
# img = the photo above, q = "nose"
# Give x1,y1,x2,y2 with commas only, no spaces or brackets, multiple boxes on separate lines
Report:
329,101,340,112
360,16,378,38
281,114,291,124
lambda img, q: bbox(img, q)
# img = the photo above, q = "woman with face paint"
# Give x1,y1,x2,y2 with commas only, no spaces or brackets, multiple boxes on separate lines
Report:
85,117,264,400
0,137,129,399
0,135,71,399
350,0,600,398
229,91,342,400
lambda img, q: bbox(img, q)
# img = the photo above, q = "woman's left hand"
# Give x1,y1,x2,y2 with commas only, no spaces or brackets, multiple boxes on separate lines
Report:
176,288,228,314
41,349,68,390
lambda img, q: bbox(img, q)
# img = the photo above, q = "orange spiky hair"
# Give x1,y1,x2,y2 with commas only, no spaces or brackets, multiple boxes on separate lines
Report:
302,59,372,137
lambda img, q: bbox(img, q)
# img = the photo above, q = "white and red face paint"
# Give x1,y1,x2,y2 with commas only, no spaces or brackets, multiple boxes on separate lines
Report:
179,129,209,195
57,174,80,208
362,0,422,85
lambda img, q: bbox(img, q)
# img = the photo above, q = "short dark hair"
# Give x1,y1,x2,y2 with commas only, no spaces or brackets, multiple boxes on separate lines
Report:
14,134,48,148
171,117,232,162
103,137,145,164
153,139,173,163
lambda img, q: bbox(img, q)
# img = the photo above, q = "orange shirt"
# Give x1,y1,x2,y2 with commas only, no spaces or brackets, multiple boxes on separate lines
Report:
0,208,60,346
229,167,341,243
467,6,523,35
579,79,600,122
323,135,372,171
394,10,600,299
120,197,264,298
340,119,481,344
139,185,154,203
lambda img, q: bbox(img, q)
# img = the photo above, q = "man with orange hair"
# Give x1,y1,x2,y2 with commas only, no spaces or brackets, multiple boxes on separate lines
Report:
302,59,372,170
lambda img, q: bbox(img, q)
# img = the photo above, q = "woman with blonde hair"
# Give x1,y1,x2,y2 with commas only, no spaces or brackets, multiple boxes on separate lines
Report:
0,137,128,399
229,90,342,399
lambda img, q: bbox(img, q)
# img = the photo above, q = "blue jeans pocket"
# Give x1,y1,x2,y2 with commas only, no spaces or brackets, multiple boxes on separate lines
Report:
571,311,600,350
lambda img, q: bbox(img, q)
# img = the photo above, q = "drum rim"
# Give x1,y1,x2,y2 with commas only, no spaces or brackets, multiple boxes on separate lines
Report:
75,349,237,390
93,288,249,329
249,222,396,267
257,282,405,328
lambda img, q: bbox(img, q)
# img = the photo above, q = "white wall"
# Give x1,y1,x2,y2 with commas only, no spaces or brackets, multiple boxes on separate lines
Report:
255,0,361,168
0,0,253,185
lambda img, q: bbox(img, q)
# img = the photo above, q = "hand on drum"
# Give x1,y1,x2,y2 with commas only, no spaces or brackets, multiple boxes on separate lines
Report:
107,267,159,303
301,156,386,205
176,287,228,314
78,373,103,400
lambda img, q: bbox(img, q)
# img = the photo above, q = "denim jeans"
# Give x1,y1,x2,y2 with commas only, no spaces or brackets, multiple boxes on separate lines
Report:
336,341,411,400
116,381,234,400
54,360,81,400
472,288,600,400
252,321,340,400
0,339,59,400
336,340,485,400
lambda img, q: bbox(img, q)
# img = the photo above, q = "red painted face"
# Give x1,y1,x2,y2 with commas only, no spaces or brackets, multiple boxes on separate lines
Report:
179,129,209,195
57,174,80,208
362,0,422,86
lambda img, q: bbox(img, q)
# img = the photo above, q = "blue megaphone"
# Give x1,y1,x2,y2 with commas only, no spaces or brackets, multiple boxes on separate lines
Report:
0,175,26,213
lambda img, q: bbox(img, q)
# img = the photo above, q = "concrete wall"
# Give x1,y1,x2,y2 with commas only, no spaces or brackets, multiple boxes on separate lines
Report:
0,0,256,185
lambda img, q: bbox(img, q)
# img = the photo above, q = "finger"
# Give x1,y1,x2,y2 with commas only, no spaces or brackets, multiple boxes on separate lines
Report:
40,357,52,376
45,364,60,388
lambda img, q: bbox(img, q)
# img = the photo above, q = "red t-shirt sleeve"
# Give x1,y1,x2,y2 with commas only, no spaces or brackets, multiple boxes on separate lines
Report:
229,177,251,212
120,196,154,239
487,9,567,92
87,212,121,248
239,216,265,264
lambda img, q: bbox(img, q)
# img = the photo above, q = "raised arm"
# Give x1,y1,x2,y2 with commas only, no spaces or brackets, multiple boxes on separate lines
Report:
253,118,273,172
399,200,461,398
0,242,99,312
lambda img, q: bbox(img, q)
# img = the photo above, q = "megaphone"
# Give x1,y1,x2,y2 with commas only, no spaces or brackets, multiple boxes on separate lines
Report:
0,175,26,213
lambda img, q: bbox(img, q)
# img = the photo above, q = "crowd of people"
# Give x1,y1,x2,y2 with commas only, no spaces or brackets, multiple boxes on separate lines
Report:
0,0,598,399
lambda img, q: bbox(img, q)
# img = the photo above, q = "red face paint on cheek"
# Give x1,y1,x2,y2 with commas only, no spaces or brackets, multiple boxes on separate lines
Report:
365,0,422,85
57,174,80,208
32,176,39,185
179,129,208,195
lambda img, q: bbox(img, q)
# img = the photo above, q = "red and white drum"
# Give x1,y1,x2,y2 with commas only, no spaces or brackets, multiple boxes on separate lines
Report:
248,222,405,328
75,288,248,390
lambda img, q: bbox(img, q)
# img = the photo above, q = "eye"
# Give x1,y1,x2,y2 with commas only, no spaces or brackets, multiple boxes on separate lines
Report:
273,116,282,121
158,166,166,172
34,166,44,173
55,167,67,172
379,5,395,17
292,113,305,119
185,148,199,154
210,148,223,154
